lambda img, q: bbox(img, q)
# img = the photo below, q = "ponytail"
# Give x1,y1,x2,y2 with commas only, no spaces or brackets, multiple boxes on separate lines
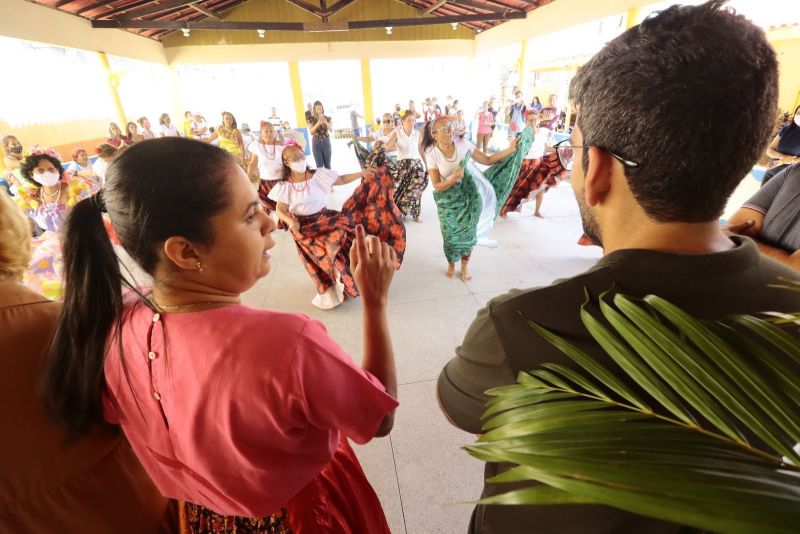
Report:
42,192,125,438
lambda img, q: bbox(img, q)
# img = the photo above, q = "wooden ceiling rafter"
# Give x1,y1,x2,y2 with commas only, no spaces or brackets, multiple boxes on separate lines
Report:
27,0,542,40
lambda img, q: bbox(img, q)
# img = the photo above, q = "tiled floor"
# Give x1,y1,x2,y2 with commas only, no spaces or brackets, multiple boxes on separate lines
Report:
232,139,602,534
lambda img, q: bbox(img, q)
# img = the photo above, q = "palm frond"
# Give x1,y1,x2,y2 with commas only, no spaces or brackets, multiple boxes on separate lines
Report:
466,292,800,534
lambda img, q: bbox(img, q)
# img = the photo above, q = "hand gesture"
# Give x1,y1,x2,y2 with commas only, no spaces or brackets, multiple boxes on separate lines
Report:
349,225,396,309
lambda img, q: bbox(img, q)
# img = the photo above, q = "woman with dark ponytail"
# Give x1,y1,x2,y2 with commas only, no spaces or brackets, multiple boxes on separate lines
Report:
43,137,399,532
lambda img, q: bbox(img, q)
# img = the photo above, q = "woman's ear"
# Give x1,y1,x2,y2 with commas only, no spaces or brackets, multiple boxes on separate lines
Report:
163,236,202,271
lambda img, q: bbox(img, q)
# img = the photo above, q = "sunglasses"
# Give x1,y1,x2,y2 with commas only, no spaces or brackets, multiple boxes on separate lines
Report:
382,120,392,124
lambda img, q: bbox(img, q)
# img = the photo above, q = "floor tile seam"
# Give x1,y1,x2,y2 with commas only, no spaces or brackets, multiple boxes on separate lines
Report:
388,434,409,534
397,377,438,387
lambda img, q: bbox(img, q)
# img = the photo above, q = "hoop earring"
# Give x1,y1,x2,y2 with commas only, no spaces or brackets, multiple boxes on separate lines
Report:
196,261,203,273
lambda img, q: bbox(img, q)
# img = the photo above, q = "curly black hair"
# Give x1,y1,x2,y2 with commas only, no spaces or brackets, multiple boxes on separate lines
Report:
20,153,64,187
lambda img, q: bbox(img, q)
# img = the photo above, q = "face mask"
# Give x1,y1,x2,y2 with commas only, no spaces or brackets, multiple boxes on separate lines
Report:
289,160,306,173
795,115,800,127
34,171,60,187
9,145,22,154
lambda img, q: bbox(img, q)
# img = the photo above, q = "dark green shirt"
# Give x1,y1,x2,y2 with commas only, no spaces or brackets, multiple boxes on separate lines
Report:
438,236,800,534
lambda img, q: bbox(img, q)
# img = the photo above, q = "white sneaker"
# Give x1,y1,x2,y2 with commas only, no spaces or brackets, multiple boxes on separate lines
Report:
311,287,343,310
477,237,499,248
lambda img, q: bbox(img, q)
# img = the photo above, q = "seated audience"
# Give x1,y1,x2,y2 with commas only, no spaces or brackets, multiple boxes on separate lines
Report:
106,122,131,148
66,148,101,194
127,121,144,144
138,116,156,139
0,190,174,532
727,163,800,270
437,3,800,533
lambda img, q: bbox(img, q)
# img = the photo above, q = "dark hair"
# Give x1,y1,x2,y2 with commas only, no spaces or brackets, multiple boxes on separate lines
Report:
532,96,541,104
569,0,778,222
420,117,450,163
137,116,148,127
21,153,64,184
313,101,324,115
42,138,235,437
280,144,313,181
126,122,138,135
159,113,170,126
222,111,238,130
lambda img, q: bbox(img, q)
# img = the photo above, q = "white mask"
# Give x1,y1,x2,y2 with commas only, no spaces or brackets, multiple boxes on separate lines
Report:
34,171,60,187
289,159,306,173
794,114,800,127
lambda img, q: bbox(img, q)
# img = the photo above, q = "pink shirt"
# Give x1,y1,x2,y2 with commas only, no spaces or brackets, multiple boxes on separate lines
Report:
477,111,494,134
103,297,397,517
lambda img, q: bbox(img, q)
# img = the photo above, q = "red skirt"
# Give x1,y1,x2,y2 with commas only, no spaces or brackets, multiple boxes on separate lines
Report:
499,153,567,216
291,167,406,297
180,438,390,534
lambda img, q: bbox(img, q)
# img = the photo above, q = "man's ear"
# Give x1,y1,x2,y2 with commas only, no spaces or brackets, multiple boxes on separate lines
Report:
163,236,201,271
584,147,614,207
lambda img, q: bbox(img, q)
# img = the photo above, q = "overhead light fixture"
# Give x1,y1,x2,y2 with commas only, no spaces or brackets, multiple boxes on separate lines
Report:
181,28,191,37
451,22,458,30
257,29,265,38
385,26,393,35
476,28,482,33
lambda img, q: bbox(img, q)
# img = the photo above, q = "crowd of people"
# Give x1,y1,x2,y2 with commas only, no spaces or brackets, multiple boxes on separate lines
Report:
2,2,800,532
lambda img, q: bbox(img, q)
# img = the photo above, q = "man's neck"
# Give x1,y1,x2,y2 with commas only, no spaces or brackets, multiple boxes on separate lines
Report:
603,219,734,256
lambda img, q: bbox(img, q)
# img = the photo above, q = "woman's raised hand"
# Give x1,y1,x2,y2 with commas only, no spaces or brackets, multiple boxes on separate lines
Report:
349,225,396,309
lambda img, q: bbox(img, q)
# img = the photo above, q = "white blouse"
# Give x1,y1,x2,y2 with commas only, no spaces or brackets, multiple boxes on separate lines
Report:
160,123,180,138
395,127,421,160
424,138,475,178
371,129,398,158
267,167,339,216
248,141,285,181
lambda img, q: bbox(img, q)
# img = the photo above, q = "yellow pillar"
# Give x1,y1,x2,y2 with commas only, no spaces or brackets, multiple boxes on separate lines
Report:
518,40,528,93
360,59,374,127
626,8,641,29
97,51,127,128
288,61,306,128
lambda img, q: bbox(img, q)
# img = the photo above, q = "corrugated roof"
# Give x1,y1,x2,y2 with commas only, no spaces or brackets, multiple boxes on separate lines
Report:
26,0,551,41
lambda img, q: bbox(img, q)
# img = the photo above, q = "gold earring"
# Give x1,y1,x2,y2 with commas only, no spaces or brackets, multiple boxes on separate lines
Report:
196,261,203,272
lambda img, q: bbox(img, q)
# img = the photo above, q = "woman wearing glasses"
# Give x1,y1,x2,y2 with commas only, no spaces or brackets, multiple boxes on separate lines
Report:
501,110,566,218
354,113,399,161
421,116,518,281
393,110,427,223
269,144,406,310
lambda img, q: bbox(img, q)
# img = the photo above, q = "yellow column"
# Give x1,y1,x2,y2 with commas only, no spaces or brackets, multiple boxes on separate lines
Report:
97,51,127,127
360,59,374,127
288,61,306,128
626,8,641,29
518,40,528,92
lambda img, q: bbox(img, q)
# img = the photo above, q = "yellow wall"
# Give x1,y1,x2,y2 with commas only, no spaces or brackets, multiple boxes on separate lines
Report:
161,0,474,47
769,27,800,113
165,38,473,63
475,0,656,54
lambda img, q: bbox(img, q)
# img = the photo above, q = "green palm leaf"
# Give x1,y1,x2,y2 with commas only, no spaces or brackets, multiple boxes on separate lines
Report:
466,292,800,533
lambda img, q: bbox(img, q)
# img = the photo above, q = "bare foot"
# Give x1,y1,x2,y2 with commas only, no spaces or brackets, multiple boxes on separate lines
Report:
446,264,456,278
460,261,472,281
534,212,544,218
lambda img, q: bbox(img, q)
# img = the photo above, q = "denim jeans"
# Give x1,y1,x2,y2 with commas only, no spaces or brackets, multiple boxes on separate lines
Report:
312,137,332,169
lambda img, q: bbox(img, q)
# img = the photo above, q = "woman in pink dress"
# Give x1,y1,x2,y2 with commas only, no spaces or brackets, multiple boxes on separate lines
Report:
41,137,399,533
